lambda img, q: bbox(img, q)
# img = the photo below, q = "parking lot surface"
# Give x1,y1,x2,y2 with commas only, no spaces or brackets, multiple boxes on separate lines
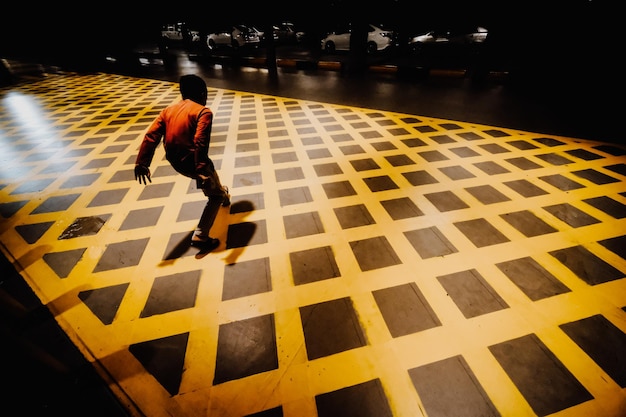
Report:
1,70,625,416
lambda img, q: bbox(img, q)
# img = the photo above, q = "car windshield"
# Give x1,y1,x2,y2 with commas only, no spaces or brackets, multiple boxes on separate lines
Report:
371,23,393,31
235,24,252,33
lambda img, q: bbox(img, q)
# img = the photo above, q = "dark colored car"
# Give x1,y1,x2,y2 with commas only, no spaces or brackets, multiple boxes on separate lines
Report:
272,22,305,45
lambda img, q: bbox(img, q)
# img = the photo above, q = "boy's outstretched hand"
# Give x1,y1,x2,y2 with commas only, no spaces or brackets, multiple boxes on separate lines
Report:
134,165,151,184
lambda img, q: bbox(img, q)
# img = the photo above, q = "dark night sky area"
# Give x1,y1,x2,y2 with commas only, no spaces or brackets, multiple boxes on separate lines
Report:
2,0,618,72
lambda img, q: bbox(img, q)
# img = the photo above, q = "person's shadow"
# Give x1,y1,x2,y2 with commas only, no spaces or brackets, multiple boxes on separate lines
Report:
162,231,195,262
160,200,257,262
220,200,256,265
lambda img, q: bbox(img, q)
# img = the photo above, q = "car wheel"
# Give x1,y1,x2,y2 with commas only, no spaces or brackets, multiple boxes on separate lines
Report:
366,42,378,54
231,40,240,49
207,39,216,51
324,42,335,54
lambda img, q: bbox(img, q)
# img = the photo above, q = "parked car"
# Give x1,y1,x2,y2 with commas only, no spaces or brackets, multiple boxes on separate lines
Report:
272,22,306,45
160,22,200,44
206,24,260,50
321,23,397,54
249,25,273,45
408,26,488,54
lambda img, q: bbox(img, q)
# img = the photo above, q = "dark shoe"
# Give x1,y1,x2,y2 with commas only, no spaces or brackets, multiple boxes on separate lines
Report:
221,186,231,207
190,237,219,250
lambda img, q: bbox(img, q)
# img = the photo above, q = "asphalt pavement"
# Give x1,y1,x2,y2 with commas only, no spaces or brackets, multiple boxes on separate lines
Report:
97,43,622,146
3,39,620,145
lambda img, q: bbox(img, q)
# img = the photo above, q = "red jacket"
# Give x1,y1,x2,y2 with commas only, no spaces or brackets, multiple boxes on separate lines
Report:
136,99,214,178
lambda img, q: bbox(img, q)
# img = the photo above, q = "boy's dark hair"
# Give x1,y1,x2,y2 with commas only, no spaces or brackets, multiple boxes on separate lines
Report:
179,74,207,102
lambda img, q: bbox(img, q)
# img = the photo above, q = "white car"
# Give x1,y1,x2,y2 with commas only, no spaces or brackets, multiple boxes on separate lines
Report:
409,26,488,54
321,23,397,54
160,22,201,44
206,24,260,50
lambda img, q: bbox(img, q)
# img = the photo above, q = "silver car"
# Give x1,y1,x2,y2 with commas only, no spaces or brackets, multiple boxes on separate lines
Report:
161,22,201,44
206,24,260,50
409,26,488,54
321,23,397,54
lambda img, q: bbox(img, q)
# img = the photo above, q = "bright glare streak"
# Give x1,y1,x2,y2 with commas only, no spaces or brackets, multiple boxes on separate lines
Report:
2,91,52,139
0,91,58,180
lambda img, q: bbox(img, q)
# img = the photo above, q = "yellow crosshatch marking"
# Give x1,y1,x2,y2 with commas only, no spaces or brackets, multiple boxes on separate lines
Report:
1,72,625,417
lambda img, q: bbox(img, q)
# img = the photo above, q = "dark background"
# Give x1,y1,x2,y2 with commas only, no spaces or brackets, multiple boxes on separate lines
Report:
4,2,616,61
2,0,620,96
